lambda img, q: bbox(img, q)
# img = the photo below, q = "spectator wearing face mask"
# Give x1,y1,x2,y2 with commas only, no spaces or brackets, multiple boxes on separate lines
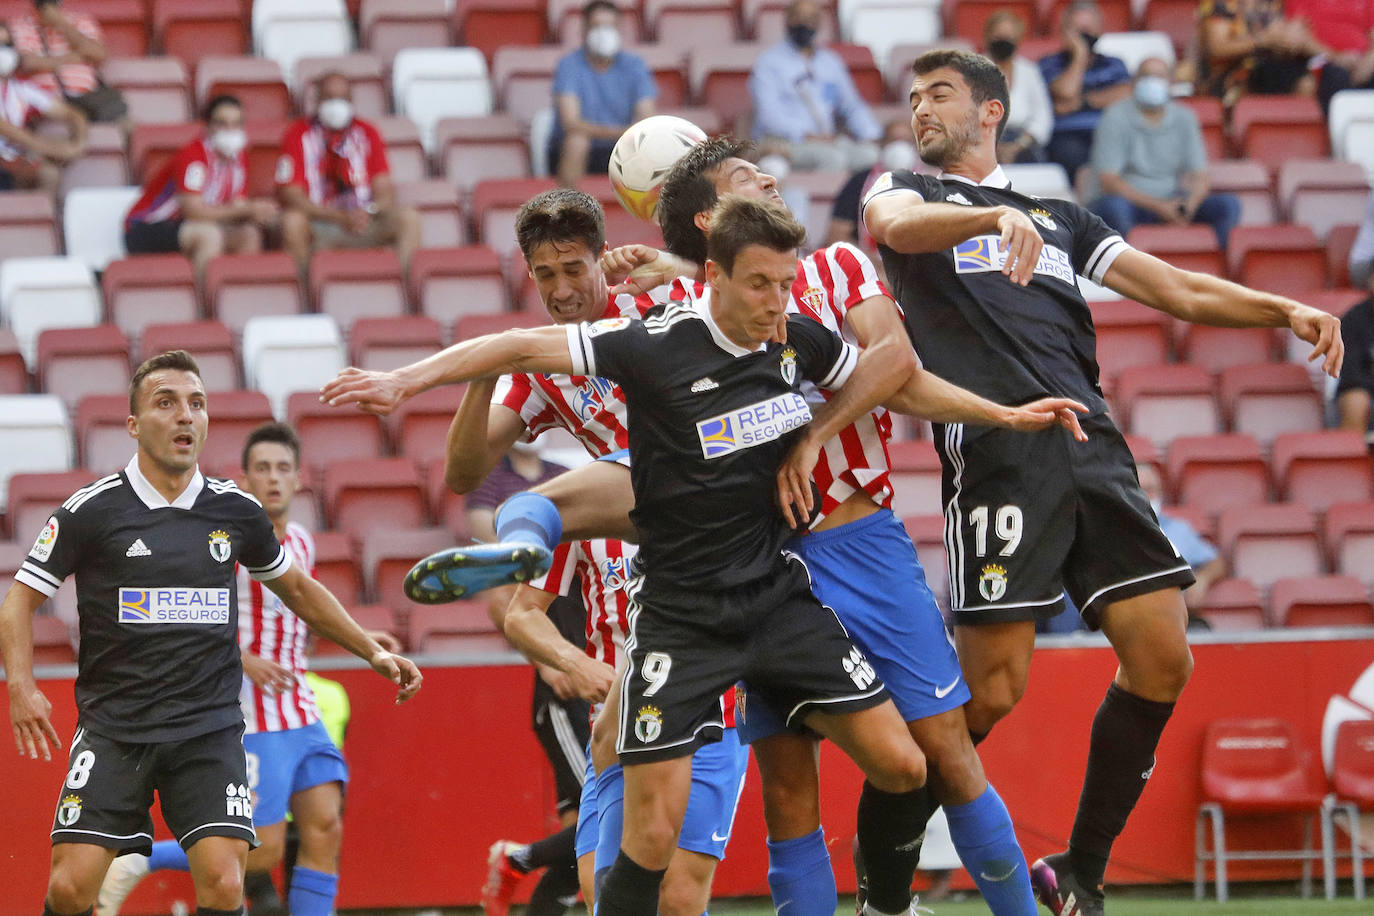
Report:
825,119,915,254
1037,0,1131,179
1089,57,1240,248
982,10,1053,164
0,19,86,193
749,0,881,172
550,0,656,187
276,71,421,275
124,94,269,277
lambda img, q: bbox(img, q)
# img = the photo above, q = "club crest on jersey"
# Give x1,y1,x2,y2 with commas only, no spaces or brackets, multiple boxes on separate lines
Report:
800,286,826,313
734,684,747,723
208,529,231,563
29,516,58,563
56,794,82,827
979,564,1008,602
697,392,811,459
779,347,798,385
1028,207,1057,231
634,705,662,743
602,556,628,590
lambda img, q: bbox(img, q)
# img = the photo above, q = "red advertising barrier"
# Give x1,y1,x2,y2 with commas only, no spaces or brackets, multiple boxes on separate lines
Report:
2,634,1371,913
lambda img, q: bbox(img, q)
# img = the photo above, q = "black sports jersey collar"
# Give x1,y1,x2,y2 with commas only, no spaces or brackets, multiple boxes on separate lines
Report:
123,454,205,510
691,290,767,358
936,165,1011,189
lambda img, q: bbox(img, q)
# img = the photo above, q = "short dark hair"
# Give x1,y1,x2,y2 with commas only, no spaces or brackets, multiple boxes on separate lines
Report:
706,196,806,276
582,0,618,23
911,49,1010,140
515,188,606,260
241,422,302,472
657,136,751,265
202,93,241,124
129,350,202,415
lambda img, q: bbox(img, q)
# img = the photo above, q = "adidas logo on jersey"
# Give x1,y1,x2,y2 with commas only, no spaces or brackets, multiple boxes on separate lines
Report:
690,377,719,393
946,192,973,206
125,538,151,557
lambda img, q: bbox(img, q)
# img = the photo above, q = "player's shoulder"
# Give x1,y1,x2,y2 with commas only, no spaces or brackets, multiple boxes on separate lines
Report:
203,475,265,510
810,240,878,276
59,471,127,516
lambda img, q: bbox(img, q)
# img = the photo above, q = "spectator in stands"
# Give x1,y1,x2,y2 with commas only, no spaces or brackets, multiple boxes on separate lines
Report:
12,0,126,126
1351,190,1374,291
749,0,881,173
1038,1,1131,179
824,119,914,255
1286,0,1374,111
0,20,86,192
124,94,275,278
1136,462,1226,625
278,72,421,277
983,9,1053,164
550,0,656,187
1089,57,1241,248
1198,0,1325,107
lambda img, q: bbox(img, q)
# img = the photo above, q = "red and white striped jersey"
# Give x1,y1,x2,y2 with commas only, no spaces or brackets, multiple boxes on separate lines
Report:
529,538,636,672
237,522,319,734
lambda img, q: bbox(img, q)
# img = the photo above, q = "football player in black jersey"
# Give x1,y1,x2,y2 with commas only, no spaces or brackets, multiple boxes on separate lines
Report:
1,351,422,916
862,49,1342,916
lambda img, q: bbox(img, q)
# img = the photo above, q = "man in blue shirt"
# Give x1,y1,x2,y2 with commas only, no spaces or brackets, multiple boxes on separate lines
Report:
1037,0,1131,179
748,0,881,172
551,0,656,187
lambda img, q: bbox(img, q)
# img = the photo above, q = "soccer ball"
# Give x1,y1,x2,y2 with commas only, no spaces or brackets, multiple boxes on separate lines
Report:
608,115,708,222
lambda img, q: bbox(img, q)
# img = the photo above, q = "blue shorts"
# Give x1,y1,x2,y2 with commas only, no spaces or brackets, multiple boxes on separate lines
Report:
737,509,970,742
596,448,632,468
574,728,748,863
242,720,348,828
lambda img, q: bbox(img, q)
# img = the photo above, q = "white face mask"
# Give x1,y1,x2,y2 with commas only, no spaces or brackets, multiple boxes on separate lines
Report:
586,25,620,58
317,97,354,131
0,46,19,79
210,128,246,159
881,140,917,172
1133,75,1171,109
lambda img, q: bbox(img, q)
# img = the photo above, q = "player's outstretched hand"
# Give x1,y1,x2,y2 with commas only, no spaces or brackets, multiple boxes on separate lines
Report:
777,437,821,529
320,367,407,416
602,245,698,296
1289,304,1343,378
995,206,1044,287
1003,397,1090,442
10,682,61,761
369,650,423,703
567,656,616,704
242,652,295,695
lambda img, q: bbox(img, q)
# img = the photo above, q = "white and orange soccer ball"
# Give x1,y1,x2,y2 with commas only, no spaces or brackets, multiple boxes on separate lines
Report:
608,115,708,222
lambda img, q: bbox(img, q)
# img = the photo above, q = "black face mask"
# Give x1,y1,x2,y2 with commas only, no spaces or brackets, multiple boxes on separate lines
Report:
1080,32,1100,52
787,24,816,49
988,38,1017,61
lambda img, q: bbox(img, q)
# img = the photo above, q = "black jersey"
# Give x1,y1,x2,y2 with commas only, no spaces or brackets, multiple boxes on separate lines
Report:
566,296,858,590
16,457,290,743
862,167,1131,411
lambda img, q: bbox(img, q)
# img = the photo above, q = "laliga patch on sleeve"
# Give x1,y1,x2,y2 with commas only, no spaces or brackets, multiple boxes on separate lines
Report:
275,154,293,183
585,317,632,337
29,516,58,563
183,161,206,192
861,171,895,206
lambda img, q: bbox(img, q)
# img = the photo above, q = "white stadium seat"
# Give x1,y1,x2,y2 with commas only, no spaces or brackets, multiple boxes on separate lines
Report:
62,186,142,273
1342,120,1374,182
241,314,346,418
0,395,73,504
1003,163,1076,202
0,257,101,365
253,0,354,83
1094,30,1176,75
392,48,494,151
1329,89,1374,156
842,1,941,71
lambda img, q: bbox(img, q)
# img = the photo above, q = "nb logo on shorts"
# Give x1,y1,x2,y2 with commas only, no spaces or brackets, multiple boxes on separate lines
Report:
226,782,253,819
842,646,876,690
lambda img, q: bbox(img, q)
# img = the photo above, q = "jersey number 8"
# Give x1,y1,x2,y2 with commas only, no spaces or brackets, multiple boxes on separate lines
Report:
65,750,96,789
968,505,1023,557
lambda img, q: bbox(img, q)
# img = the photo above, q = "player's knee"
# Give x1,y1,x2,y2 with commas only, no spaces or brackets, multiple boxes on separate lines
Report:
300,809,345,859
46,870,95,913
658,868,709,916
759,775,820,838
197,865,245,908
869,743,926,794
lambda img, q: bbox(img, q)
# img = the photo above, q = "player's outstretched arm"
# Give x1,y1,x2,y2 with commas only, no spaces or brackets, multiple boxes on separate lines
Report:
1103,248,1344,378
0,581,62,760
264,567,422,703
320,325,579,416
444,379,528,495
500,585,615,704
886,368,1089,440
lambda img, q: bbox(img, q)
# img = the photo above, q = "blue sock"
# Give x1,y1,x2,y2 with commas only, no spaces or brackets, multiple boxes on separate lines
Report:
495,491,562,550
766,828,837,916
148,839,190,872
594,762,626,880
287,866,338,916
944,785,1036,915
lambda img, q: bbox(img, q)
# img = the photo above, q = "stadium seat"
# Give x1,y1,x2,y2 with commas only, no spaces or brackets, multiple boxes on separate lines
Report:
1226,224,1326,298
6,470,96,545
128,121,202,183
309,249,407,332
102,255,199,343
392,48,494,150
1218,363,1323,448
1328,90,1374,164
253,0,353,78
1174,95,1227,161
312,604,398,655
1340,120,1374,180
312,530,362,605
409,245,510,329
455,0,547,62
1322,719,1374,900
1094,30,1176,73
945,0,1034,46
1196,718,1329,902
1002,163,1075,202
1231,95,1328,172
886,439,943,519
1197,577,1266,632
1175,324,1280,377
0,257,102,365
241,314,346,418
779,169,850,250
59,124,130,199
1145,0,1204,58
294,54,388,121
1166,434,1268,519
0,394,73,504
1271,430,1373,512
362,527,455,605
203,253,304,335
658,106,724,137
1088,299,1171,388
195,389,274,469
453,311,545,343
471,178,559,255
374,116,429,185
690,44,762,132
1325,500,1374,587
830,41,889,105
75,394,138,473
1115,364,1219,449
285,391,386,474
325,457,427,539
195,56,293,123
30,613,76,666
645,0,740,47
1126,224,1223,276
632,44,691,108
36,326,131,411
396,180,468,249
0,329,28,395
1217,503,1322,592
390,385,467,467
360,0,449,62
241,119,287,197
1327,224,1359,290
102,56,191,125
420,458,469,537
1277,160,1370,241
77,0,148,58
352,315,442,373
0,191,58,258
1300,288,1367,320
435,116,530,195
408,599,509,654
62,187,141,273
489,46,566,127
1208,160,1277,226
1270,575,1374,629
153,0,247,72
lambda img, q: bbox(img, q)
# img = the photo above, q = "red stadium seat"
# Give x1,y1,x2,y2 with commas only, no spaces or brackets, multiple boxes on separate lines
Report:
7,470,96,544
471,178,559,255
361,527,455,605
1277,160,1370,241
311,604,398,655
0,191,58,258
360,0,451,64
578,174,666,250
196,57,293,124
452,310,545,342
1207,160,1276,226
153,0,247,72
1217,362,1322,448
1327,224,1358,290
1217,503,1322,591
390,386,468,467
1175,324,1280,377
1325,720,1374,899
241,119,286,198
887,439,943,519
203,253,304,335
690,44,761,132
1127,224,1222,276
490,46,567,126
830,42,884,105
352,315,443,372
102,255,199,343
1197,577,1266,632
128,121,202,183
309,248,408,332
75,394,135,474
425,458,470,537
1039,0,1132,33
102,56,191,125
312,530,362,605
325,457,427,538
1301,288,1367,320
141,320,239,392
1088,299,1171,389
1171,95,1226,161
435,116,530,195
397,179,468,249
1146,0,1205,59
374,116,428,185
1269,575,1374,628
1324,500,1374,586
0,328,28,394
946,1,1037,45
658,106,724,136
31,613,76,666
645,0,740,46
59,123,130,198
408,599,509,653
79,0,149,58
1231,95,1329,172
455,0,546,63
633,45,691,108
295,54,388,122
36,325,131,410
409,245,511,329
1115,363,1219,449
1271,430,1373,512
1195,718,1328,902
196,389,274,469
1166,434,1267,519
286,392,387,475
1227,224,1326,298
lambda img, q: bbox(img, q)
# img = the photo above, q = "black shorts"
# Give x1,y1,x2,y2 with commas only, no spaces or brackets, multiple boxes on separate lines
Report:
533,686,591,815
124,219,183,254
936,411,1195,629
615,554,889,763
51,722,258,855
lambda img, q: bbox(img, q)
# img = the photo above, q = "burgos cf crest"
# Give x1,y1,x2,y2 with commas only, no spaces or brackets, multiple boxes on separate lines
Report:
979,564,1008,602
208,529,231,563
779,347,798,385
634,705,662,743
57,794,82,827
1028,207,1057,231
